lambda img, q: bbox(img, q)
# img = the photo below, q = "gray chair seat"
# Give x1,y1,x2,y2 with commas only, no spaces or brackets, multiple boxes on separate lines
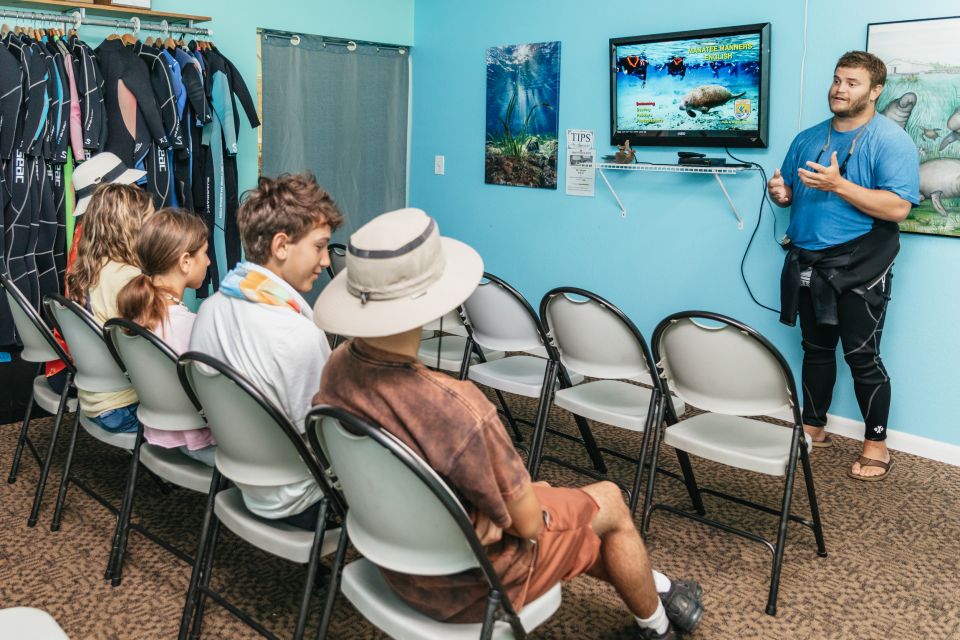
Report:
664,413,813,476
469,356,583,398
0,607,69,639
79,413,136,450
341,558,562,640
213,487,341,564
32,376,77,415
553,379,686,432
139,444,213,493
417,336,504,373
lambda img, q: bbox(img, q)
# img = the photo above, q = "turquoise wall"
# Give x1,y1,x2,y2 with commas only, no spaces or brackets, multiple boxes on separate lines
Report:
409,0,960,446
0,0,415,194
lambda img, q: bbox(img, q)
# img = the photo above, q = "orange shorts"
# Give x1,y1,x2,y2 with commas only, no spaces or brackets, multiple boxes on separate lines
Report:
524,484,602,603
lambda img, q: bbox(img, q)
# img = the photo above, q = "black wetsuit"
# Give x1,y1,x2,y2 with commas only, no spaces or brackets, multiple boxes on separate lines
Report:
94,39,170,168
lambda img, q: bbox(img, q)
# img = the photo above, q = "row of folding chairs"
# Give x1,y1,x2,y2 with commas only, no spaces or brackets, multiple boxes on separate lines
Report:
2,269,559,639
401,271,828,616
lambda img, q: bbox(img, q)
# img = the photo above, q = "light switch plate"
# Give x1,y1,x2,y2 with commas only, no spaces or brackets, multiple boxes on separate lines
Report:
434,155,445,175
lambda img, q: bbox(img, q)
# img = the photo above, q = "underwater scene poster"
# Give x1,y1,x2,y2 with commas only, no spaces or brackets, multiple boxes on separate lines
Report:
868,17,960,237
485,41,560,189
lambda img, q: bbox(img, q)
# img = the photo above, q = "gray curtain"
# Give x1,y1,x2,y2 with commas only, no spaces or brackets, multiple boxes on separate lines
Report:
261,33,409,240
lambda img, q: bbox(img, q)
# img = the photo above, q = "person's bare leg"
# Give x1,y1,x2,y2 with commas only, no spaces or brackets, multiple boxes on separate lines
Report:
803,423,827,443
580,481,659,618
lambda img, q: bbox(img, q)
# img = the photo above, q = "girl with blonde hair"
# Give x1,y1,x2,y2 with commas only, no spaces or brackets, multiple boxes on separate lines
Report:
65,183,154,433
117,209,214,463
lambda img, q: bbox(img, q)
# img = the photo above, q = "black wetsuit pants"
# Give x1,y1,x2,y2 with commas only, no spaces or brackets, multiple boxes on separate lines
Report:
798,271,893,441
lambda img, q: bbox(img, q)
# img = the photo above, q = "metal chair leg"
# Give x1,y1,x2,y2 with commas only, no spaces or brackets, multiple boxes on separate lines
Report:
493,389,524,443
629,392,661,515
8,363,43,484
50,410,81,532
800,443,828,557
765,428,802,616
556,366,607,474
293,501,330,640
479,590,502,640
675,450,705,515
107,426,145,585
189,510,224,639
27,373,73,527
527,360,559,479
316,526,350,640
179,470,224,640
641,399,669,537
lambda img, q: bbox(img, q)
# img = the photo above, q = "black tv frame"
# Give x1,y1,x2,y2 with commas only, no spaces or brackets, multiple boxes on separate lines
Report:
610,22,771,149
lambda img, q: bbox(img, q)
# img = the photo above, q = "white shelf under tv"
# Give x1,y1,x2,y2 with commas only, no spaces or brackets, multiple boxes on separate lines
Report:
586,162,758,226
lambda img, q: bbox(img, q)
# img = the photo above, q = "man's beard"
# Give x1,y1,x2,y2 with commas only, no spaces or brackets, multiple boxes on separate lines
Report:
829,91,870,118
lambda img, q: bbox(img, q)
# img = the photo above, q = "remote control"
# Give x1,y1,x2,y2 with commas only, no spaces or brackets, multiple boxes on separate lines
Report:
677,151,705,159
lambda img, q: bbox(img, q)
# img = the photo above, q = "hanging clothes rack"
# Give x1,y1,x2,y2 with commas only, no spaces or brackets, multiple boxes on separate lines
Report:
0,7,213,36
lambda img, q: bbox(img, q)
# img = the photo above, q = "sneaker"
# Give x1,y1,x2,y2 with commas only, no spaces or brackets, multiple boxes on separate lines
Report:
661,579,703,634
637,622,677,640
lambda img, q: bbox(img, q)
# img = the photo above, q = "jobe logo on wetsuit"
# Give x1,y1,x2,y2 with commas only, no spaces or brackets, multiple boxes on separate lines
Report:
13,152,26,184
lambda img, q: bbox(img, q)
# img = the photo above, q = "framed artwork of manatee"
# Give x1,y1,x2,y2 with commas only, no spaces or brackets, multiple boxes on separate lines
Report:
868,16,960,237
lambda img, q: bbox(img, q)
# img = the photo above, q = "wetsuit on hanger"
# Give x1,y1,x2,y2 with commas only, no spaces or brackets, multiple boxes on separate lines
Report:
68,35,106,159
94,38,169,168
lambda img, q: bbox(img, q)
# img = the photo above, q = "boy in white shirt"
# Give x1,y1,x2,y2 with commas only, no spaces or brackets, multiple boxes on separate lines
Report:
189,173,343,527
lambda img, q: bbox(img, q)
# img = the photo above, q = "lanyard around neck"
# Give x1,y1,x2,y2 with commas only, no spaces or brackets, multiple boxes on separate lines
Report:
815,121,867,177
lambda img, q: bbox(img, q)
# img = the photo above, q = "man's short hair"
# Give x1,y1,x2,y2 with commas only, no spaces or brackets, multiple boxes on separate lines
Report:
238,173,344,265
835,50,886,88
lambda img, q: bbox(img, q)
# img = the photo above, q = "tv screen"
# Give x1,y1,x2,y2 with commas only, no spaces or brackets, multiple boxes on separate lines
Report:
610,23,770,148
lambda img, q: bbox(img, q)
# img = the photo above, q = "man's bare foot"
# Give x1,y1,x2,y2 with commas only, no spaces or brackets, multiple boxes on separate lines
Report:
851,440,890,478
803,424,828,443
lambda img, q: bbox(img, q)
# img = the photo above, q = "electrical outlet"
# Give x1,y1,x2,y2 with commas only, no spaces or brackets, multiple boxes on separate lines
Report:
434,155,445,175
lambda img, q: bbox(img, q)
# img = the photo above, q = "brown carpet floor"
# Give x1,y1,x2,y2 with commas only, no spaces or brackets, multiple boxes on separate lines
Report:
1,392,959,639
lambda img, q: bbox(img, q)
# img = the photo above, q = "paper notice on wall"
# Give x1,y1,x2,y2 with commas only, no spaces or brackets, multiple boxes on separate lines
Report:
566,129,595,197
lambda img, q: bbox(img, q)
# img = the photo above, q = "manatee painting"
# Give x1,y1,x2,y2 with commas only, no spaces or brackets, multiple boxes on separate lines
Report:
880,92,916,128
869,16,960,236
679,85,745,117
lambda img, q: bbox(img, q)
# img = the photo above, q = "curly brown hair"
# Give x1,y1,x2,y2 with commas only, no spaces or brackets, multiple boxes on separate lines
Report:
836,50,886,88
66,183,154,304
238,173,343,265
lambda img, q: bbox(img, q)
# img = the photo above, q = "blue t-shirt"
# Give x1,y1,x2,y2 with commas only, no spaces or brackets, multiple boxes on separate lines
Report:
781,113,920,250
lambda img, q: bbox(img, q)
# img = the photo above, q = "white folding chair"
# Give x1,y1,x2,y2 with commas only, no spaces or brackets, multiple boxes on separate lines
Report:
647,311,827,616
460,273,605,472
308,405,562,640
177,352,348,640
539,287,690,514
102,318,215,587
0,607,69,639
1,273,77,528
42,294,140,540
417,309,504,374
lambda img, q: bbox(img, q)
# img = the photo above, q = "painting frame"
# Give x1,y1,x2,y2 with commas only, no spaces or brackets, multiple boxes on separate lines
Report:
484,41,561,190
867,15,960,238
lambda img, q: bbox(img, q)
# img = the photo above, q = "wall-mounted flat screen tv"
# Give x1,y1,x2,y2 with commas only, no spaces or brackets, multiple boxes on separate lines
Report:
610,23,771,148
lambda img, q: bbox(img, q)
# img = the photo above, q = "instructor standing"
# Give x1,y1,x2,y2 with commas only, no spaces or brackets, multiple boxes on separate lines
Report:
767,51,919,481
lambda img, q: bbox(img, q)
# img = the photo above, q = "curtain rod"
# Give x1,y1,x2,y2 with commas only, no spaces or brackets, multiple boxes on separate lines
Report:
0,8,213,36
257,28,407,54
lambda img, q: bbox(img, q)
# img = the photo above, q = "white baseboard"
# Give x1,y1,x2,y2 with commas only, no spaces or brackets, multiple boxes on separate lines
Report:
766,410,960,467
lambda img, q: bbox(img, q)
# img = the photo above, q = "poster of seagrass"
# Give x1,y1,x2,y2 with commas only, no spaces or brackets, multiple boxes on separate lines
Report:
868,16,960,237
485,41,560,189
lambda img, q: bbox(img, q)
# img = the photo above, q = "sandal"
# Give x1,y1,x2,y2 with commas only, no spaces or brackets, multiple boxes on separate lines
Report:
847,455,892,482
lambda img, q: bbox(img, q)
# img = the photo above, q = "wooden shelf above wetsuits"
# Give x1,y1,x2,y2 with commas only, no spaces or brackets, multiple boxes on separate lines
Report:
4,0,211,24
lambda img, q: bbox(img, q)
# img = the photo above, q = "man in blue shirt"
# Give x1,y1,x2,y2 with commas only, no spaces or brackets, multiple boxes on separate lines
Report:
768,51,919,481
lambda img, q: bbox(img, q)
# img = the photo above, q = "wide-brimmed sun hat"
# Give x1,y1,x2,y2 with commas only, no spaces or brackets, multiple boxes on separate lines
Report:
72,152,146,217
313,208,483,338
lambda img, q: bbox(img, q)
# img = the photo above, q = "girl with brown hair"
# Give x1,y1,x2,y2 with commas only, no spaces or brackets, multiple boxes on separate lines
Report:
65,183,154,433
117,209,214,464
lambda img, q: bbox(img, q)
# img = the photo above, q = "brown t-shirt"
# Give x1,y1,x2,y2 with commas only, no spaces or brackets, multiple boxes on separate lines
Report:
314,339,535,623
